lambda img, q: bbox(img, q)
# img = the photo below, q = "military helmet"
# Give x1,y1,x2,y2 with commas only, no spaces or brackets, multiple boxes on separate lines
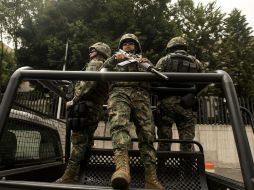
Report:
166,36,187,51
118,33,142,54
89,42,111,58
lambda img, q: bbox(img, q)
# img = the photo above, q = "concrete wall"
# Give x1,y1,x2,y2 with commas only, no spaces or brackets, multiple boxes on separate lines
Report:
194,124,254,168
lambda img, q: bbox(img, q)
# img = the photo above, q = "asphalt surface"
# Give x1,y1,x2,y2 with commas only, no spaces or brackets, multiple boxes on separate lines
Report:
214,167,243,182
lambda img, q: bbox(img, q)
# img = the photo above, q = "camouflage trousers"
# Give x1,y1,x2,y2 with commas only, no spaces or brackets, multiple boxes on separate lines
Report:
156,97,196,152
108,87,156,166
68,101,103,167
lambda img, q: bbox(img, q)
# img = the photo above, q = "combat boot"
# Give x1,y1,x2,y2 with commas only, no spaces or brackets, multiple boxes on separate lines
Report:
111,150,131,189
144,165,164,189
55,161,80,184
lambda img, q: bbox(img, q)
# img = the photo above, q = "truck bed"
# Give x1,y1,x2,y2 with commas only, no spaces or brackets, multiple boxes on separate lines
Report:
0,146,245,190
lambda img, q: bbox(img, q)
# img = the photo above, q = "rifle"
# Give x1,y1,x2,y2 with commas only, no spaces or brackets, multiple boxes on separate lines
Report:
116,49,169,80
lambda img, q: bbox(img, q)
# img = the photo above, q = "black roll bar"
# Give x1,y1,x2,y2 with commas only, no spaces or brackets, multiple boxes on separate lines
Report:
0,67,253,190
93,136,204,153
240,106,254,134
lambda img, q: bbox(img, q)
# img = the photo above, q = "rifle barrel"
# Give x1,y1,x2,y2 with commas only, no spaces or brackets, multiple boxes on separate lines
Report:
151,68,169,80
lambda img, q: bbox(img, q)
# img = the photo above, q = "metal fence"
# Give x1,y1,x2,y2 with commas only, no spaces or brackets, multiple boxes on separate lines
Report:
0,91,66,120
15,91,64,117
1,91,254,125
197,96,254,125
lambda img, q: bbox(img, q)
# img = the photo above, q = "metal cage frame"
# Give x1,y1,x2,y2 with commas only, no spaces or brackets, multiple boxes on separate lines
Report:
0,67,253,190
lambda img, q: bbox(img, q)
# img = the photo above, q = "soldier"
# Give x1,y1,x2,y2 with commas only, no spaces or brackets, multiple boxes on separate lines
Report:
55,42,111,183
102,33,164,189
155,36,205,152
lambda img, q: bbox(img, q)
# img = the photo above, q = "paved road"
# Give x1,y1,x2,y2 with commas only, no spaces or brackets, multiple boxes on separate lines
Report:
214,167,243,182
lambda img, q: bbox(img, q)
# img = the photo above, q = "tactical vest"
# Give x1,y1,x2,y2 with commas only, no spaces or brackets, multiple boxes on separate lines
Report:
156,52,200,105
165,53,198,73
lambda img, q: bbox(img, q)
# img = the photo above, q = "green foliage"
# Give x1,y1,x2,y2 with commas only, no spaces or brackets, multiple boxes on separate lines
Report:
218,9,254,97
17,0,177,69
0,43,16,90
0,0,43,51
2,0,253,96
172,0,225,67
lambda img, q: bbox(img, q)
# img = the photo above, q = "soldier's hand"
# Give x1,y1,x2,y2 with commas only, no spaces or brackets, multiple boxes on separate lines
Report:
115,53,127,61
66,100,74,110
138,57,151,64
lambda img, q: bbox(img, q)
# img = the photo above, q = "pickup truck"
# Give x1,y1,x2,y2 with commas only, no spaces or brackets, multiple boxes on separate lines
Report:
0,109,65,182
0,67,251,190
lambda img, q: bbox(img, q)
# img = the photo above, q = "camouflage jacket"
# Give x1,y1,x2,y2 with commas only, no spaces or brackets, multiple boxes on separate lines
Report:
73,57,108,105
102,53,151,90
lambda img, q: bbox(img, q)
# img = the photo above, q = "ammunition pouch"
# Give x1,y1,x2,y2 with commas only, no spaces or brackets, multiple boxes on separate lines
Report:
180,93,198,110
67,101,97,132
192,98,199,111
165,53,198,73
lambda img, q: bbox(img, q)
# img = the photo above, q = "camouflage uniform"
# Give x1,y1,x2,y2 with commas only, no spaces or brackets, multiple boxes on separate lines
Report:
103,33,164,189
56,42,111,183
155,37,204,152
